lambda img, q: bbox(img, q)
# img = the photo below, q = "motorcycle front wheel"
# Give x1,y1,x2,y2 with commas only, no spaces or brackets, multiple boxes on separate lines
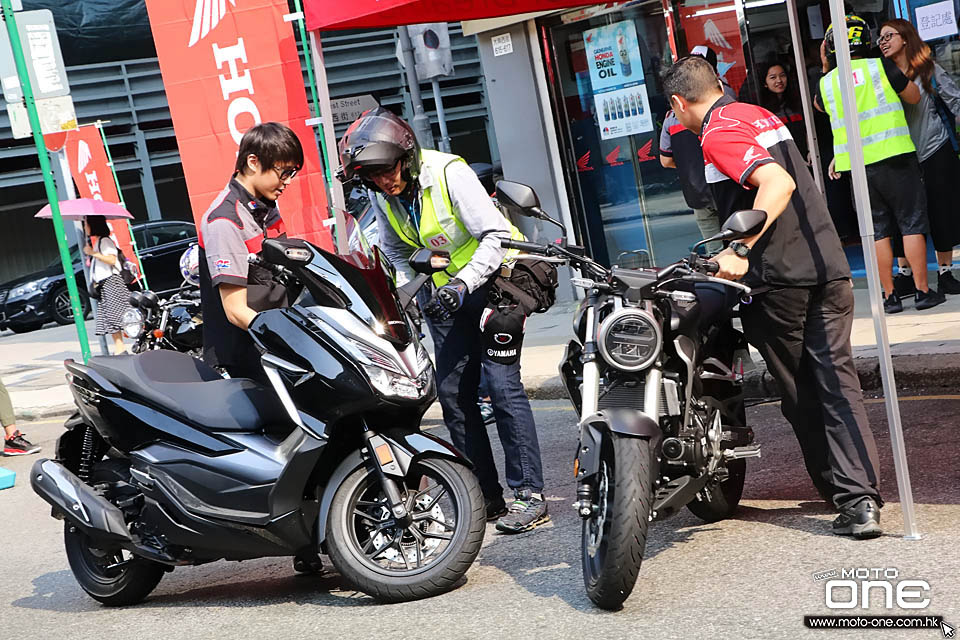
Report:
582,433,654,610
326,457,485,603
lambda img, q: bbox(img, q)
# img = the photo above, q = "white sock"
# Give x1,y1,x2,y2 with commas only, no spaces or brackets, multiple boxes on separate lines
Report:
532,492,543,501
940,264,953,275
899,266,913,276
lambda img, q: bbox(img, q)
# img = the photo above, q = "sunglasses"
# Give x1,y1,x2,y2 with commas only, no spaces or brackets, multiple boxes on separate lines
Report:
878,32,900,44
271,166,300,181
362,160,401,180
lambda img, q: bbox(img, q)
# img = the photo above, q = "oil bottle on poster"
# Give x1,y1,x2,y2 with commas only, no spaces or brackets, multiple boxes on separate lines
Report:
617,28,632,77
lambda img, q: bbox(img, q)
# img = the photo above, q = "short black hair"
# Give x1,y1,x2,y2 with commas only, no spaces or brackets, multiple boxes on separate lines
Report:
662,56,723,104
234,122,304,174
86,215,111,236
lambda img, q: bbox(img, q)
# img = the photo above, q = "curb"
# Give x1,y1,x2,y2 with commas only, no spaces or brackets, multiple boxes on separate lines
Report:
523,353,960,402
14,404,75,422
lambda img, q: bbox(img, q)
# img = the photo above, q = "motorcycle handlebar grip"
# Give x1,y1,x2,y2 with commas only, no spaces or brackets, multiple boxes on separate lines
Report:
697,259,720,275
501,239,546,253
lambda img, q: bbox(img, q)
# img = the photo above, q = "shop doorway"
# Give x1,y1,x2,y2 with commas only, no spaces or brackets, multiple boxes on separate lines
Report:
541,4,701,268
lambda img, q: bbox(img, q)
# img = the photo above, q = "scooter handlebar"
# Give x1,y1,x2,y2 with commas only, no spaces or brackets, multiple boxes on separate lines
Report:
501,239,547,254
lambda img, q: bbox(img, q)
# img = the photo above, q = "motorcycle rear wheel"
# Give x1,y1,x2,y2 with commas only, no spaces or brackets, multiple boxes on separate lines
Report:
687,459,746,522
326,457,485,603
582,434,654,610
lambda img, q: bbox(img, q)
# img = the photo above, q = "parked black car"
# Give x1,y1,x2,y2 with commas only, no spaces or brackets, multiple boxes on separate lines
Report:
0,220,197,334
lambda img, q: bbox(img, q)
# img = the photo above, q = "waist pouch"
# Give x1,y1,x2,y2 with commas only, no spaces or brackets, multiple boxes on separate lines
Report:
489,258,559,316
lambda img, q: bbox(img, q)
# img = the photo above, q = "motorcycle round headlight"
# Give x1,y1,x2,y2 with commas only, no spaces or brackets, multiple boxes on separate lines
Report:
597,308,662,371
121,308,144,339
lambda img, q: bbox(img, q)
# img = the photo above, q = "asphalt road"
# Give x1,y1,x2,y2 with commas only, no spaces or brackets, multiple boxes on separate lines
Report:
1,398,958,640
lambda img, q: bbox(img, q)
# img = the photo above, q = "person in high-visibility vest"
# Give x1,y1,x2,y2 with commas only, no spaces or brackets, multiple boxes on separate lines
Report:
338,108,549,534
815,15,945,313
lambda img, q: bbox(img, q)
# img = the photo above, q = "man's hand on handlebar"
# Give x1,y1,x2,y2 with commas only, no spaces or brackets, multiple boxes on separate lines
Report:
709,247,749,281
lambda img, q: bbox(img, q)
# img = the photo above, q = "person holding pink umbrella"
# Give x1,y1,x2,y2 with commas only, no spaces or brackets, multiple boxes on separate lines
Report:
83,215,131,354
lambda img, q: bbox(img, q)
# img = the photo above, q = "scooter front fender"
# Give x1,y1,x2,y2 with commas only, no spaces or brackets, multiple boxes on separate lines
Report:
316,430,471,545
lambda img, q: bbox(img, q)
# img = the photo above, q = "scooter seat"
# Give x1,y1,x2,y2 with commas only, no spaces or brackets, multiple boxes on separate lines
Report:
88,351,291,432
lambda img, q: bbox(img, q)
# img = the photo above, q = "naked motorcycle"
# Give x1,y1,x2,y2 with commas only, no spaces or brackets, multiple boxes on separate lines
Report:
30,232,485,606
496,180,764,610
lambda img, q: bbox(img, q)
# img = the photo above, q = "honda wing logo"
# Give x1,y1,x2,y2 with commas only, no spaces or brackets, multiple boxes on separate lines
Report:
76,140,92,173
189,0,237,47
742,146,764,164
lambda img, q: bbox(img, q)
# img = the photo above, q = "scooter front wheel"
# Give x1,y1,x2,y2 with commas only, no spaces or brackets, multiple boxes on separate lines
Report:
326,457,485,603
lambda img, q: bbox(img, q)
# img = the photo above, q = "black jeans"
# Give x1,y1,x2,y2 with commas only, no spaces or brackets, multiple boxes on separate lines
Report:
420,283,544,499
739,279,882,510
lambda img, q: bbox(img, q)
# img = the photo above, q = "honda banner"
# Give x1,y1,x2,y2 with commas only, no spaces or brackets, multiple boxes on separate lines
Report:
63,126,139,276
144,0,331,249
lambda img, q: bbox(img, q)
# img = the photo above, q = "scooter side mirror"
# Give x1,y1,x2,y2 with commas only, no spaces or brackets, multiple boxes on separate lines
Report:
720,208,767,240
409,248,451,275
495,180,541,215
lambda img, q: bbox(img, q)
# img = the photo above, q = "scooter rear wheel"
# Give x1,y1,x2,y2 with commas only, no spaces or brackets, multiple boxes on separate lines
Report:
326,457,484,603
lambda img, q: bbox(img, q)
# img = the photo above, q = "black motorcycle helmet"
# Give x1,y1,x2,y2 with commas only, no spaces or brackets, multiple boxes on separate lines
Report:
824,14,872,59
337,107,421,191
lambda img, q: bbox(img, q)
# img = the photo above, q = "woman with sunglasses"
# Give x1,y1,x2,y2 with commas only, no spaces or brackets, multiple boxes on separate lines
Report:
879,19,960,295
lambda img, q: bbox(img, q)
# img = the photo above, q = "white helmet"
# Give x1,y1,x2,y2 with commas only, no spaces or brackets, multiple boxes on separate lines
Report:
179,244,200,287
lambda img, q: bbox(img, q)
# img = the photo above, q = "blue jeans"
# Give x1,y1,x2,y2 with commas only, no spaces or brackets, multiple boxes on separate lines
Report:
420,283,544,498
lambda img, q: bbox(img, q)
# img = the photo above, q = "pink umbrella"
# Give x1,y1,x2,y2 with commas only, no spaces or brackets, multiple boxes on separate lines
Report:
35,198,134,220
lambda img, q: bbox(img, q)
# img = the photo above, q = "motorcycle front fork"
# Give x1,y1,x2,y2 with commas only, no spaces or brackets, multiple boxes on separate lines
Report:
360,426,411,525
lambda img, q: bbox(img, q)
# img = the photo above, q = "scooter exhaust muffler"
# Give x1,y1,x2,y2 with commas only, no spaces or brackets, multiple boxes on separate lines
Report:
30,459,132,544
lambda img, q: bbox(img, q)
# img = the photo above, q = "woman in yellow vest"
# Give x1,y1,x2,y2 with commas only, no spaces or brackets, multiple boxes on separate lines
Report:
815,15,945,313
337,108,549,534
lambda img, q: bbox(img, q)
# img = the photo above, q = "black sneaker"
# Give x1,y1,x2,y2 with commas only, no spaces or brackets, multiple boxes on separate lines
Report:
495,489,550,533
3,431,40,456
892,273,916,299
293,553,324,575
485,495,508,521
938,271,960,295
915,288,946,310
832,497,882,539
883,292,903,314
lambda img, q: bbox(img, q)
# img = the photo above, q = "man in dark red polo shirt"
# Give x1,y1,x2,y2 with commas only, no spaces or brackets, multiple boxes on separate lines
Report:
662,56,883,539
198,122,302,381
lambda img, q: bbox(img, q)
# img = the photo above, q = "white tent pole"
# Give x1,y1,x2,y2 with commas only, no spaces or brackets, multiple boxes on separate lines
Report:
308,30,349,251
826,0,919,539
785,0,824,194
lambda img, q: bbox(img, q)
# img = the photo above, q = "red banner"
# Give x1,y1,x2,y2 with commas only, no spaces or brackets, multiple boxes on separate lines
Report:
63,127,139,278
144,0,332,250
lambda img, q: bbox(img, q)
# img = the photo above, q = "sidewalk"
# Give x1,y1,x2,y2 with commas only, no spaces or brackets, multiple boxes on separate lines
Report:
1,283,958,421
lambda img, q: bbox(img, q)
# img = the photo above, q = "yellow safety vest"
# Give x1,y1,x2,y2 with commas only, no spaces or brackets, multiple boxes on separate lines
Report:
379,149,526,287
820,58,915,171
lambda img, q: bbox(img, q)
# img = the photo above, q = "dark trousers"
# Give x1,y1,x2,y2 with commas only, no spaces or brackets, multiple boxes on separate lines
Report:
420,283,544,499
739,279,882,510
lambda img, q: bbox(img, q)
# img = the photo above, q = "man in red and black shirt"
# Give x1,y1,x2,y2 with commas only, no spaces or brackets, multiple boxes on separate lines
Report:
198,123,302,380
662,56,883,539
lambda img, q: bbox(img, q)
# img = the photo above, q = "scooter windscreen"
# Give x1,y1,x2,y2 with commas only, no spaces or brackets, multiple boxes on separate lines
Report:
264,232,411,347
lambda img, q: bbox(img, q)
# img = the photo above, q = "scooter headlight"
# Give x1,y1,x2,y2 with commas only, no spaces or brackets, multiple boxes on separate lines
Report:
121,308,144,339
597,308,661,371
354,341,431,400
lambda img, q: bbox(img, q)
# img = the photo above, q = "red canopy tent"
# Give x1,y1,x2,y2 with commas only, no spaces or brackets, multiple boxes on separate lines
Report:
304,0,612,31
301,0,922,539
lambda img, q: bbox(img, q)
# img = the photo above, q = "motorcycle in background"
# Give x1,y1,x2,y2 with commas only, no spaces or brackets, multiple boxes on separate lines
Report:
496,180,764,610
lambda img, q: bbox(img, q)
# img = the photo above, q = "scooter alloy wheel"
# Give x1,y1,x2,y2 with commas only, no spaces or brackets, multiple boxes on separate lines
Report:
326,457,484,603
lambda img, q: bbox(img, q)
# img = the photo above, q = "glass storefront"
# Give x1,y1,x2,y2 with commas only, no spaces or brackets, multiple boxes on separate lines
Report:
538,0,915,270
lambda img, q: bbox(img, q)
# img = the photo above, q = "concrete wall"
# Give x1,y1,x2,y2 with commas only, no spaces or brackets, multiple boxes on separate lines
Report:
475,23,575,301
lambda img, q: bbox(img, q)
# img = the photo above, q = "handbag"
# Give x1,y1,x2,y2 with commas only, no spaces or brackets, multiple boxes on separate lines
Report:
931,74,959,152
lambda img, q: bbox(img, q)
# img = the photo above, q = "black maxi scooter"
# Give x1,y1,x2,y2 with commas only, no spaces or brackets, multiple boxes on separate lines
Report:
30,234,485,606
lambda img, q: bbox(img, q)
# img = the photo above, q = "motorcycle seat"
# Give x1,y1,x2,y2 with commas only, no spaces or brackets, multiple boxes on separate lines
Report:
88,351,291,433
